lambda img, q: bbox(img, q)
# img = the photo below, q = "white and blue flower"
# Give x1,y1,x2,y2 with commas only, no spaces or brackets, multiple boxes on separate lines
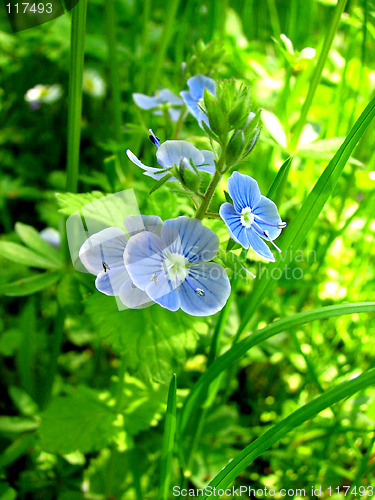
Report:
219,172,286,262
126,130,216,181
79,215,162,309
133,89,183,122
124,216,231,316
180,75,216,127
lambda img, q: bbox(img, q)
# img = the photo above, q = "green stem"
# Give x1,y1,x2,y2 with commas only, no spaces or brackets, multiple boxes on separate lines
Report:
147,0,180,93
194,170,222,220
105,0,127,179
289,0,347,152
172,107,186,139
66,0,87,193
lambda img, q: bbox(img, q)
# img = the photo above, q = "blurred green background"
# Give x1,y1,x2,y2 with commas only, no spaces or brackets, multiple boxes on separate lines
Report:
0,0,375,498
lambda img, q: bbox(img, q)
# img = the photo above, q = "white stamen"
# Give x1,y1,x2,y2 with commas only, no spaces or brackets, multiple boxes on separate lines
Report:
241,207,254,228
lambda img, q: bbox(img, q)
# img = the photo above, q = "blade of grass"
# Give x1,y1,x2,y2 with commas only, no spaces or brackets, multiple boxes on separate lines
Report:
235,95,375,341
66,0,87,193
266,155,293,201
180,302,375,435
159,374,177,500
202,368,375,495
290,0,347,151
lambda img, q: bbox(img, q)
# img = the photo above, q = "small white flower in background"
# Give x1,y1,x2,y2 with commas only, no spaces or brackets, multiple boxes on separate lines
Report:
82,69,106,98
40,228,61,248
25,84,63,109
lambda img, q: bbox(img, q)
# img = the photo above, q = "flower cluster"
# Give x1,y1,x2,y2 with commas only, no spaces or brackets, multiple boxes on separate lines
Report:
78,76,286,316
79,215,231,316
25,84,62,110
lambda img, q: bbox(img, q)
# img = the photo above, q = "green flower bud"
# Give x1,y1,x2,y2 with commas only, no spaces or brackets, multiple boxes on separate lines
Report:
179,157,200,191
225,131,244,167
203,88,227,138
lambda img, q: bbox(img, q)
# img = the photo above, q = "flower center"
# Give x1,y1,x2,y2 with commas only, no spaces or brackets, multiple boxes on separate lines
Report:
241,207,254,228
163,252,188,283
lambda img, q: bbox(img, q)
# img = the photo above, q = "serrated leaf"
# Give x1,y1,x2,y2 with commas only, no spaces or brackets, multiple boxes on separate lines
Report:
15,223,61,267
55,191,105,217
0,242,61,270
0,272,61,296
84,293,206,383
39,391,117,454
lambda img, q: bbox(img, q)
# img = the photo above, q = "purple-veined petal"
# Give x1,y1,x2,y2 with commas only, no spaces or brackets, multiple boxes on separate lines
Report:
246,228,275,262
156,140,204,169
197,150,216,175
79,227,127,275
219,202,249,249
227,171,262,212
252,195,282,240
95,266,129,296
158,88,183,106
133,93,161,110
145,272,180,312
119,279,154,309
186,75,216,101
124,231,165,291
123,215,163,237
178,263,231,316
161,216,219,263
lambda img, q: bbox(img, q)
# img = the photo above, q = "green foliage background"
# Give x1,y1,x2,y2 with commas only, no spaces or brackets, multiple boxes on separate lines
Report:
0,0,374,498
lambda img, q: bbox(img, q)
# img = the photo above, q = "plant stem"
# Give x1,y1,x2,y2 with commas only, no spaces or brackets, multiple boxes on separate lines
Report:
172,107,187,139
147,0,180,93
66,0,87,193
194,170,222,220
289,0,347,152
105,0,127,179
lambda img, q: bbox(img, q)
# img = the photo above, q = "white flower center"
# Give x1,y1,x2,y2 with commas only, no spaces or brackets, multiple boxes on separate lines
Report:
241,207,254,228
163,252,188,283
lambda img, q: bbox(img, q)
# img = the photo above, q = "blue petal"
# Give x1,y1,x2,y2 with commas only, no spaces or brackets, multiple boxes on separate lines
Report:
227,171,262,213
168,108,181,122
124,231,164,291
253,195,282,240
145,272,180,312
126,150,157,173
178,263,231,316
123,215,163,237
246,228,275,262
180,90,208,127
156,140,204,169
95,266,129,295
158,88,183,106
119,279,154,309
197,150,216,175
79,227,127,275
186,75,216,101
219,203,249,249
133,93,160,110
161,217,219,263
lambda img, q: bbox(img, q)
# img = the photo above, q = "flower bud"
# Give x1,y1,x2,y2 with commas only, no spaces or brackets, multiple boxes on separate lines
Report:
179,157,200,191
203,88,227,138
225,131,244,167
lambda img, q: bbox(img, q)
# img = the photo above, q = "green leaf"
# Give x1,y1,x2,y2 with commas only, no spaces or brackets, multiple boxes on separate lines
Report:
237,95,375,338
202,368,375,495
223,190,232,203
57,274,83,313
297,138,363,165
0,416,38,434
84,293,205,383
0,482,17,500
0,242,62,270
266,155,293,200
159,374,177,500
180,302,375,435
150,173,173,194
15,222,61,267
225,238,241,253
39,390,118,454
55,191,105,216
0,272,61,296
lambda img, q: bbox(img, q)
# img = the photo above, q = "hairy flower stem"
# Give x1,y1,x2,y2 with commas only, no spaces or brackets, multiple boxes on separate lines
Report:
194,140,229,221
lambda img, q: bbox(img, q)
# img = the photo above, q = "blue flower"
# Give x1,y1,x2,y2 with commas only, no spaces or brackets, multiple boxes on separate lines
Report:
180,75,216,127
79,215,162,308
219,172,287,262
124,217,231,316
126,130,216,181
133,89,183,122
